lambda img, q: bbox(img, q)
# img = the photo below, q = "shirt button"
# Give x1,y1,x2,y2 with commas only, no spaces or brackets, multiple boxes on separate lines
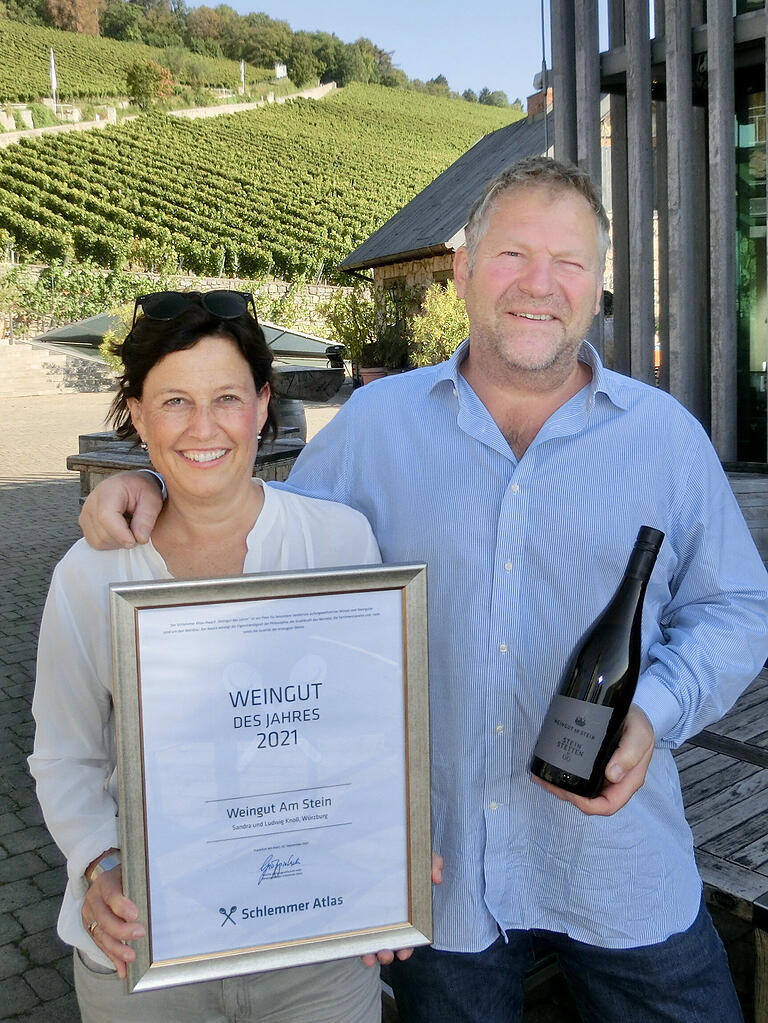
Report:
496,723,503,734
498,643,507,653
511,483,520,493
504,561,513,571
489,801,498,810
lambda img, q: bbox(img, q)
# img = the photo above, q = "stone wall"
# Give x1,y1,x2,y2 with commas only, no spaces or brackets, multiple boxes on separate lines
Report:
0,264,348,341
373,253,454,295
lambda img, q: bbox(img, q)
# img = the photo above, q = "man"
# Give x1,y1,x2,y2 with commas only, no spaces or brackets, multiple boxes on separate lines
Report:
80,157,768,1021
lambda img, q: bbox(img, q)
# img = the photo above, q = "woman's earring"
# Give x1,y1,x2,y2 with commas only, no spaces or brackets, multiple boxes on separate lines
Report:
140,441,148,451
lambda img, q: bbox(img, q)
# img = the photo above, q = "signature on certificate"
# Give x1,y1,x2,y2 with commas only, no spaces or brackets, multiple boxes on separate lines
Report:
258,853,302,886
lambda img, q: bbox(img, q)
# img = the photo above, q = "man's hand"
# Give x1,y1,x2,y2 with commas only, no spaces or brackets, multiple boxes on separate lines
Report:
360,853,443,967
533,705,655,816
81,865,145,978
79,472,163,549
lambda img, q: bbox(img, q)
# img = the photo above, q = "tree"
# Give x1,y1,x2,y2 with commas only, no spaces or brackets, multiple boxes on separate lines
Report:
287,33,320,87
140,3,183,46
126,59,173,107
47,0,103,34
4,0,54,25
479,87,508,107
101,0,142,40
462,88,477,103
336,39,377,86
240,11,291,66
380,67,408,89
211,4,243,60
425,74,450,97
309,30,344,83
186,4,222,47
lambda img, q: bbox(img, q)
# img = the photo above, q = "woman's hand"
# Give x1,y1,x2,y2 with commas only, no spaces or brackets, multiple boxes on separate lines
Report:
81,866,145,978
360,853,443,967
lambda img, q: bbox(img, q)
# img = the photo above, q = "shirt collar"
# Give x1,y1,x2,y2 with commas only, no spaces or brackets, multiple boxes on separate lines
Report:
430,337,630,413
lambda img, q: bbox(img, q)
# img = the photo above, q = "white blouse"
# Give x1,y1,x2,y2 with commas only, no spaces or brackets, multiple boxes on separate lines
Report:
28,483,380,967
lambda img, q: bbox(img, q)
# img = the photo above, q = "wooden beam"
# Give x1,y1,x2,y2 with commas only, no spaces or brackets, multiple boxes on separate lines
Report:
693,106,711,431
575,0,601,183
709,2,736,459
666,0,699,415
655,0,670,392
551,0,577,162
608,0,629,374
574,1,604,358
625,0,655,382
599,9,767,85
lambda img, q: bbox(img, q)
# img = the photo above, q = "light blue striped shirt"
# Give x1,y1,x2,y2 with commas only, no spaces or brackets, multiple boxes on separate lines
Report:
282,340,768,951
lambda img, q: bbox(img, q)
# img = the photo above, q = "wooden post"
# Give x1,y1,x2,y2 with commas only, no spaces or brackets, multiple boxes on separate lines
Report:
608,0,630,375
755,925,768,1023
575,0,604,357
575,0,601,183
654,0,670,392
625,0,655,383
666,0,699,418
551,0,577,163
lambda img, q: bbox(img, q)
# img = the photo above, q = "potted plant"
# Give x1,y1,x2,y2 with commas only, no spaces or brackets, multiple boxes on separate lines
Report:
322,284,414,384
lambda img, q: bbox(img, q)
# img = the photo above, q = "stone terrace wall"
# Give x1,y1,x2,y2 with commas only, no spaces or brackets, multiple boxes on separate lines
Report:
0,264,349,340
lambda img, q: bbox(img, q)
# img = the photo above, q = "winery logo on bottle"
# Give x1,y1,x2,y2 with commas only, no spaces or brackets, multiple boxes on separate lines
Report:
575,716,586,727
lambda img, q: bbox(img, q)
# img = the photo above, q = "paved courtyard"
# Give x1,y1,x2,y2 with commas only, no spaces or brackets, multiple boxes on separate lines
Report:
0,391,114,1021
0,387,582,1021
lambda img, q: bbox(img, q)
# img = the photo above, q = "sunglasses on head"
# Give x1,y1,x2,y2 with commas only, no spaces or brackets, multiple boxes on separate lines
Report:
131,290,257,329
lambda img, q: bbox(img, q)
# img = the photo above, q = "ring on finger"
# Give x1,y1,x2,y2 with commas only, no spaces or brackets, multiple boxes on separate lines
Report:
88,920,99,935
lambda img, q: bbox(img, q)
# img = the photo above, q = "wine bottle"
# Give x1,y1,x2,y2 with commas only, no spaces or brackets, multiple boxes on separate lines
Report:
530,525,664,798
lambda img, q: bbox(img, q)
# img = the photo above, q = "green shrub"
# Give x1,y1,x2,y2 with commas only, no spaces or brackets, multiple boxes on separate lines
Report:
28,102,58,127
409,281,468,367
126,60,173,109
320,286,376,365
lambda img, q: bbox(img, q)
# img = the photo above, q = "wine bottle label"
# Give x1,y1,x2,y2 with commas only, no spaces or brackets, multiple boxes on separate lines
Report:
533,695,614,780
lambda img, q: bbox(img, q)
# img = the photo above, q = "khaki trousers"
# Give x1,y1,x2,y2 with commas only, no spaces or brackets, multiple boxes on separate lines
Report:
74,950,381,1023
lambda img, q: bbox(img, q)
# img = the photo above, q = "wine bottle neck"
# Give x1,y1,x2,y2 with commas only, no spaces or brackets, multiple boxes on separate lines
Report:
625,545,660,582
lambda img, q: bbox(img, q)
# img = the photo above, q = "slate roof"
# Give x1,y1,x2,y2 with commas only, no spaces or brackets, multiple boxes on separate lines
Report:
340,113,552,272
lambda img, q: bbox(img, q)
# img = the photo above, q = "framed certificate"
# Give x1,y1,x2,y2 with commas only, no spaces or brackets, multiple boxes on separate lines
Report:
110,563,431,993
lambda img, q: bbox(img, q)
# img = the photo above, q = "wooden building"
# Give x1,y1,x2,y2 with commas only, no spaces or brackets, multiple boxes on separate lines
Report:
551,0,767,464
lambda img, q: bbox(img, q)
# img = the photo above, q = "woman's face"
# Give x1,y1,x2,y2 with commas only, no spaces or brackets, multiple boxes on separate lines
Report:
127,334,269,505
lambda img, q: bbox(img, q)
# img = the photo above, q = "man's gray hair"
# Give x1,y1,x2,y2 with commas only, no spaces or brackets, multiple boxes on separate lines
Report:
463,155,611,271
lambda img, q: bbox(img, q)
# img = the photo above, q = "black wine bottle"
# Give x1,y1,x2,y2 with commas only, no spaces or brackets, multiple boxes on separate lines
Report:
530,525,664,798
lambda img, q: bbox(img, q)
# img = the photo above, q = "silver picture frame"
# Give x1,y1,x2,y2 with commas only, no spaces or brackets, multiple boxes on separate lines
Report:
110,562,431,993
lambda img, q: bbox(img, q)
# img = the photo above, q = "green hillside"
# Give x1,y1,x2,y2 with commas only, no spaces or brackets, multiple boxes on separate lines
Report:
0,16,272,101
0,83,519,280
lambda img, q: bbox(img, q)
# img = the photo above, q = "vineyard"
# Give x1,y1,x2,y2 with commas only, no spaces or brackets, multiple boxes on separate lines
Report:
0,17,271,102
0,84,516,280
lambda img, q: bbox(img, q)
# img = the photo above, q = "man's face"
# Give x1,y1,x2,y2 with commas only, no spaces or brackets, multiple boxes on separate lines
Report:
454,185,604,381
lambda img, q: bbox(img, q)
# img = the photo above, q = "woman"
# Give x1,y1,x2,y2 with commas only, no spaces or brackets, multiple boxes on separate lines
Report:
28,291,386,1023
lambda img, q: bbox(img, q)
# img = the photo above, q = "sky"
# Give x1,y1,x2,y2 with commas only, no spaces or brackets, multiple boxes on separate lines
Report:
225,0,551,106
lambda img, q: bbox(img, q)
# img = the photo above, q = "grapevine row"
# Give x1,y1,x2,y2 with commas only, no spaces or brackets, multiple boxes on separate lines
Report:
0,84,515,279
